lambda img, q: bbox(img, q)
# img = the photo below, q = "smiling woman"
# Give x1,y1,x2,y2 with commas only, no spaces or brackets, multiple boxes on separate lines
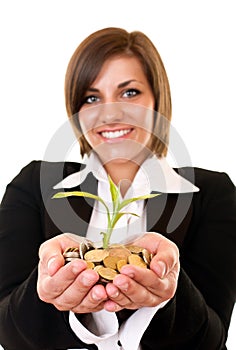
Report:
65,28,171,160
0,27,235,350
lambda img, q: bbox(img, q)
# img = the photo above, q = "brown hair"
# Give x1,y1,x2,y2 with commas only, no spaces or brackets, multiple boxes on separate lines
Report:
65,27,172,157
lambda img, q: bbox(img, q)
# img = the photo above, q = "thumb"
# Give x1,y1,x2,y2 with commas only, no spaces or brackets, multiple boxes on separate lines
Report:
47,255,65,276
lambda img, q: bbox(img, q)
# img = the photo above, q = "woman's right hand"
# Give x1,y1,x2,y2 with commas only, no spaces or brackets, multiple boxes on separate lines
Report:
37,233,108,313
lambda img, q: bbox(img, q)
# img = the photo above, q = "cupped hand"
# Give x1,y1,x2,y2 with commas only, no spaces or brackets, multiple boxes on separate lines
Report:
37,233,108,313
104,232,180,312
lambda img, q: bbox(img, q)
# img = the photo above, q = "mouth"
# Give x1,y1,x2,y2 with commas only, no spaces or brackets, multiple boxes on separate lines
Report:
99,128,133,140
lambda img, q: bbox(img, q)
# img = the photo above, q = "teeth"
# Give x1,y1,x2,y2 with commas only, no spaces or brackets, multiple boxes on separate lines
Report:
101,129,131,139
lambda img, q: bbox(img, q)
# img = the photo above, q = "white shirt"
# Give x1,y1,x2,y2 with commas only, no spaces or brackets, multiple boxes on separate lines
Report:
54,153,199,350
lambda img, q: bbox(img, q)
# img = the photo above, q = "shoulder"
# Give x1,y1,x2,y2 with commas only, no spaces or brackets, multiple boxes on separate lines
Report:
5,160,84,196
177,166,235,193
11,160,84,179
176,167,236,214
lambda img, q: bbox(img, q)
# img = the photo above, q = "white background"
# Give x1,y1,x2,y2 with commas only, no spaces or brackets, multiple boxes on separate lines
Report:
0,1,235,349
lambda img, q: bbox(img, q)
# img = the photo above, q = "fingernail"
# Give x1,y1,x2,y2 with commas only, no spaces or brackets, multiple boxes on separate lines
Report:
155,261,166,279
47,257,56,270
111,290,119,298
92,291,102,301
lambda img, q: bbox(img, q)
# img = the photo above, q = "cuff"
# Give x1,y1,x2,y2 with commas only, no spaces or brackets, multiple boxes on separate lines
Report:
119,299,170,349
69,310,119,347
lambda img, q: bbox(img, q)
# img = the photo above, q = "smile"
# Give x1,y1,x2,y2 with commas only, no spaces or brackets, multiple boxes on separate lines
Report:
100,128,132,139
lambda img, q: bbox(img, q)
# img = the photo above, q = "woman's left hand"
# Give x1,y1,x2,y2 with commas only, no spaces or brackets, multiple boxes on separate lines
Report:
104,232,180,312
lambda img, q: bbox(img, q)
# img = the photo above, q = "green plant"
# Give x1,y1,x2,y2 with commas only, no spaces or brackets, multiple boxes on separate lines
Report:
52,176,159,248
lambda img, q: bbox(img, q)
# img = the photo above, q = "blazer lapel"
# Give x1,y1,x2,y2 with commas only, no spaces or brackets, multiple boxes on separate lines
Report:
44,172,97,240
146,192,193,249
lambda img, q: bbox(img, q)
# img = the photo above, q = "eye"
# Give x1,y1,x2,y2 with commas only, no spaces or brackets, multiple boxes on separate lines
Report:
122,88,140,98
83,95,100,104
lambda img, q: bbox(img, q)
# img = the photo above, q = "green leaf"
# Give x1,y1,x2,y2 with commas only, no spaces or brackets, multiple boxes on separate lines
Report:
108,175,120,211
118,193,160,211
52,191,109,214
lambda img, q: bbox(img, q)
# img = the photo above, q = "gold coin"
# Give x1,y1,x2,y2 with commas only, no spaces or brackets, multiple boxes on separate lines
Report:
117,259,127,272
108,246,131,259
103,256,121,269
86,261,95,269
84,249,109,262
64,257,78,263
128,254,147,268
97,267,118,281
93,265,103,273
142,249,152,265
63,251,80,259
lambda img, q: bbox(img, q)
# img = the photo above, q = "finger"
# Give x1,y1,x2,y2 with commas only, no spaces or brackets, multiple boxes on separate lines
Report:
104,283,131,311
121,260,179,300
133,233,179,278
112,273,158,307
38,259,87,301
57,267,100,303
119,264,162,293
103,299,124,312
39,239,66,276
47,256,65,276
150,239,179,278
122,263,179,301
71,284,108,313
39,233,83,266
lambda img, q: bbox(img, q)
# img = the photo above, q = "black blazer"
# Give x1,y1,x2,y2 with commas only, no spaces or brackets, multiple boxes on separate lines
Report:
0,161,235,350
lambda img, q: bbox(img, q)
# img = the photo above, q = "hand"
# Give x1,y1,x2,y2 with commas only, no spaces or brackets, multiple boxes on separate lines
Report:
104,232,180,312
37,233,108,313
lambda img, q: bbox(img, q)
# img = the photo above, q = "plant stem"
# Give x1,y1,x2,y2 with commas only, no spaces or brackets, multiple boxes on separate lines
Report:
102,227,113,248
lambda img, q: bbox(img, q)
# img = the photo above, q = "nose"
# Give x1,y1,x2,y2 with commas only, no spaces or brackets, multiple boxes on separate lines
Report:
98,102,124,124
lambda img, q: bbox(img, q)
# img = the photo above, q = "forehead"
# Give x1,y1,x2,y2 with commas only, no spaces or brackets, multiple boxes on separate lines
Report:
91,55,147,86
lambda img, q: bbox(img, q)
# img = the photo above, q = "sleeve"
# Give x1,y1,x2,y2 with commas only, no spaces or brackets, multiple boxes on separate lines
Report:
0,162,91,350
140,171,236,350
69,301,169,350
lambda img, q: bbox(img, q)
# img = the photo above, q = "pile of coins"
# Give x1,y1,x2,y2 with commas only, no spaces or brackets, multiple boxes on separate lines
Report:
63,242,152,283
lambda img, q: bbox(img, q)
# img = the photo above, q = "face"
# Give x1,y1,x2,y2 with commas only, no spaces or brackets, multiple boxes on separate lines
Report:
78,55,155,165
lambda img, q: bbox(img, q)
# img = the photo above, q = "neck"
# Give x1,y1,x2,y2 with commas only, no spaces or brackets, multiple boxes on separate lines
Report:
104,160,139,197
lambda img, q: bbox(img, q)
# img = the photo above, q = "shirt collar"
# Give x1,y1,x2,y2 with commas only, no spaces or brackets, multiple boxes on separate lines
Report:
53,152,199,193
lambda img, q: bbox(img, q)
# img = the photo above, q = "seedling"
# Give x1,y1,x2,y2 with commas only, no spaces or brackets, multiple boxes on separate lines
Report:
52,175,159,248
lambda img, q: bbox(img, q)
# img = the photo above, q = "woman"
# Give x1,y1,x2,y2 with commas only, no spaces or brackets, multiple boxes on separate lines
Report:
0,27,235,350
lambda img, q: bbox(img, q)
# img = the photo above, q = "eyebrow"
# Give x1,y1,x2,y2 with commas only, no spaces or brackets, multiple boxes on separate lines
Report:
117,79,138,88
87,80,139,92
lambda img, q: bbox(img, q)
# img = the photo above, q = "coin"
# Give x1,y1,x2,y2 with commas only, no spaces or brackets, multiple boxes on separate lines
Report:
128,254,147,268
94,265,104,273
142,249,152,265
63,251,80,259
103,255,121,269
117,259,127,272
97,267,118,280
108,246,131,259
84,249,109,262
79,241,94,260
63,244,152,282
86,261,95,269
63,249,80,264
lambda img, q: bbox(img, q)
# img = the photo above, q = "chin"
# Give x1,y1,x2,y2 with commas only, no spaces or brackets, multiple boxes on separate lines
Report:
94,140,150,166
